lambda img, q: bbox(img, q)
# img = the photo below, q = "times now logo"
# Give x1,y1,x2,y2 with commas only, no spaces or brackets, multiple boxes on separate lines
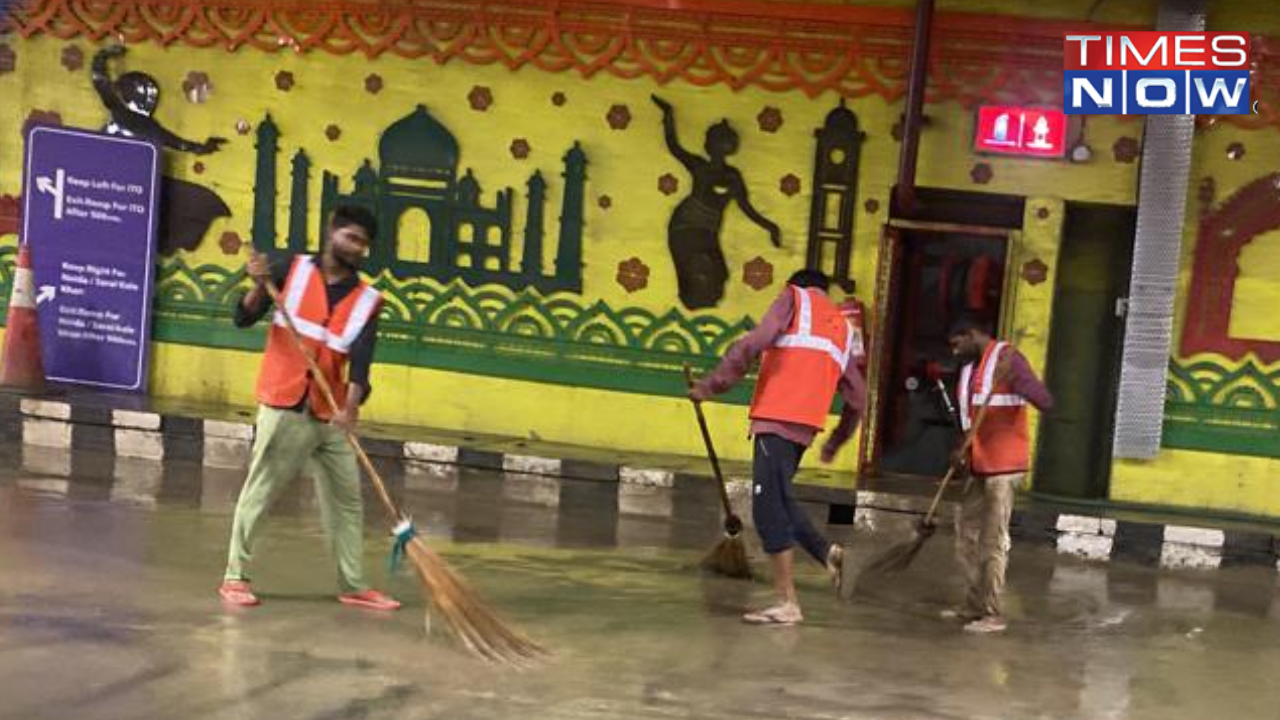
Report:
1064,32,1250,115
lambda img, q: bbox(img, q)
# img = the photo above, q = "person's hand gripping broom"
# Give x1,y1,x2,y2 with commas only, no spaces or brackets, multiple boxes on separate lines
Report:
257,268,545,666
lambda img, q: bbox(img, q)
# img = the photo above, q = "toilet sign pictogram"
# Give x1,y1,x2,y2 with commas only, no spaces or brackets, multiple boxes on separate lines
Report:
974,106,1067,158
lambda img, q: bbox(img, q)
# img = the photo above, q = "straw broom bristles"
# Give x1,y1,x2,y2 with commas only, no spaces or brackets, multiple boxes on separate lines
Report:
700,531,753,580
404,539,545,666
856,363,1011,584
260,276,545,666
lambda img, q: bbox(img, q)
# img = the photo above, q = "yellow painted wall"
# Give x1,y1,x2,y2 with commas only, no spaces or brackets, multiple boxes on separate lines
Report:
1113,451,1280,519
1103,0,1280,518
0,30,1142,471
1,1,1276,517
1107,116,1280,519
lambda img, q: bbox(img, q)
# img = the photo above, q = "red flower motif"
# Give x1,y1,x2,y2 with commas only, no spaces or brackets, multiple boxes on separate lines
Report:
325,124,341,141
607,104,631,130
510,138,531,159
182,71,212,104
364,74,384,94
275,71,295,91
970,163,994,185
864,198,880,214
61,45,84,72
1036,207,1051,220
743,257,774,291
597,195,612,210
468,86,493,111
616,257,650,293
1021,259,1048,286
193,161,206,175
658,173,679,196
219,231,244,256
23,110,62,137
757,106,783,133
779,174,801,197
1198,177,1216,207
1113,137,1140,163
551,92,567,107
0,45,15,75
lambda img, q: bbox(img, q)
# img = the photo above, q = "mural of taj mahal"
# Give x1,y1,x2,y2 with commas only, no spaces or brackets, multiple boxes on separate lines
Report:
251,105,586,293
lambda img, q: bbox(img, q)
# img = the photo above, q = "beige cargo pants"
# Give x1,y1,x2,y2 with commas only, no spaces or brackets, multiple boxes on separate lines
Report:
955,472,1025,618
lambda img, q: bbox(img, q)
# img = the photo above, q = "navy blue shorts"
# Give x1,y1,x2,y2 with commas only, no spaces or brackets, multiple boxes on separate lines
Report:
752,433,830,563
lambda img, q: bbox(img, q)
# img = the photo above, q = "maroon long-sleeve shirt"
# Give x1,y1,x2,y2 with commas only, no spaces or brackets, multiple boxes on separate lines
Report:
695,287,867,452
969,344,1054,413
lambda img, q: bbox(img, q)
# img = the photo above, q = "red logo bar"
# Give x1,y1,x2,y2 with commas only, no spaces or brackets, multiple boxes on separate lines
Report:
1064,32,1249,71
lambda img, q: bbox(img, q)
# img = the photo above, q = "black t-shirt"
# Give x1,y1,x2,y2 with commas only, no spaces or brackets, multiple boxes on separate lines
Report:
234,253,379,407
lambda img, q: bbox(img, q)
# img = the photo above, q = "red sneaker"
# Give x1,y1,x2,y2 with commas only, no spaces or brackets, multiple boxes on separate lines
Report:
219,580,260,606
338,589,401,611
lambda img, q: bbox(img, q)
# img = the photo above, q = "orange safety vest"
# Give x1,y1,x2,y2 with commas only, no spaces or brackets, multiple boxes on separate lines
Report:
959,341,1030,474
256,256,383,420
750,286,854,430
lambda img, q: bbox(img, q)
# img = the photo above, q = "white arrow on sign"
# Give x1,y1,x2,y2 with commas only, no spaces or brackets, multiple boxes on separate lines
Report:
35,169,66,220
36,286,56,305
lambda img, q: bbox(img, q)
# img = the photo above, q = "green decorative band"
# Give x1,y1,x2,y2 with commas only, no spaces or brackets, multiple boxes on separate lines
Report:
151,257,758,404
3,246,1276,447
1162,358,1280,460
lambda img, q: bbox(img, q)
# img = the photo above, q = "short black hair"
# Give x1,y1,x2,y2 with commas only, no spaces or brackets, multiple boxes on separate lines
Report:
787,268,830,291
330,205,378,241
948,314,993,338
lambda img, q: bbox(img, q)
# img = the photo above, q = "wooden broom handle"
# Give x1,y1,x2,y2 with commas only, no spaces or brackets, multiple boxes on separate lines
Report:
261,278,402,525
682,364,735,518
921,362,1012,523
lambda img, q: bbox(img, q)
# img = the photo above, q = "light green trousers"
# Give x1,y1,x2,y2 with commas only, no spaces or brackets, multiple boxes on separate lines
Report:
224,405,368,593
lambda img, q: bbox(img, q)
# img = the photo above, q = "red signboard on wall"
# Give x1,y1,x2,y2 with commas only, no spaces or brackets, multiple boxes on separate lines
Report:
974,106,1068,158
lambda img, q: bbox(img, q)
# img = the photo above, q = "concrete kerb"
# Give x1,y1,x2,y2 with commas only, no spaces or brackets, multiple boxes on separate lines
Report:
7,393,1280,574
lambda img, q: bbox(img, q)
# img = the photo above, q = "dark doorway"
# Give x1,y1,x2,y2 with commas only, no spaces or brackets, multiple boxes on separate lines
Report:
1034,202,1136,499
870,226,1009,478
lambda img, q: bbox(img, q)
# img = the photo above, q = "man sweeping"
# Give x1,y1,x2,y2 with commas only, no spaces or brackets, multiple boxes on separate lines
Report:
218,205,400,611
945,316,1053,634
690,269,866,626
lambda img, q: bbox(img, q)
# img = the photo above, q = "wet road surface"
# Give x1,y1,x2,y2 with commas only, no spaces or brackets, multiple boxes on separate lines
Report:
2,445,1279,720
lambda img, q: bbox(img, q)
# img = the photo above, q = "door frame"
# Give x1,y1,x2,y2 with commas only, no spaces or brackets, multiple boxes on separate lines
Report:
857,218,1020,480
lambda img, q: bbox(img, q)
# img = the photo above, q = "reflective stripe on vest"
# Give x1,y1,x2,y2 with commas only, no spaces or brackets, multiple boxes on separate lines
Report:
273,257,380,354
772,287,854,370
329,285,382,353
958,341,1026,430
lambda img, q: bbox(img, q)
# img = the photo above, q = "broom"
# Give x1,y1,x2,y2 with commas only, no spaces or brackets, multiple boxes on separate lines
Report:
682,364,753,580
857,363,1010,578
261,278,545,666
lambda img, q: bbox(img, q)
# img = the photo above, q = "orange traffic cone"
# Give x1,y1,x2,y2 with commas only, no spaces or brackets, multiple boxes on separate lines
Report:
0,244,46,392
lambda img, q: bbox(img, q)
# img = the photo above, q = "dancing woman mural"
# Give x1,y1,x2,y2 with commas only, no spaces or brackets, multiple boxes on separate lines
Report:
652,95,780,310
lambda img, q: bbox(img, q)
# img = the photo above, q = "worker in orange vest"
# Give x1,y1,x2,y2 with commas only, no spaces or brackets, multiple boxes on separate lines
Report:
691,269,866,626
946,315,1053,634
218,206,400,611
